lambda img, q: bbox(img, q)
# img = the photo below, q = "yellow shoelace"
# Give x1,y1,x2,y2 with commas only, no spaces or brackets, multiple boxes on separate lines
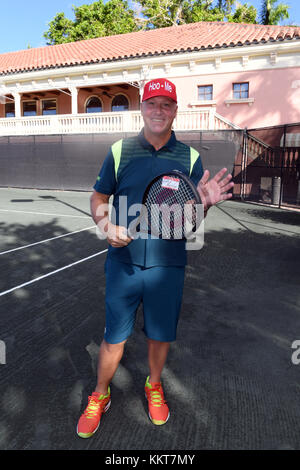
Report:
84,396,105,419
147,386,165,408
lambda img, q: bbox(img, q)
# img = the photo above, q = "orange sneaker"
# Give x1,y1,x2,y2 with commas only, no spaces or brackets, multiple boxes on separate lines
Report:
77,388,111,438
145,376,170,425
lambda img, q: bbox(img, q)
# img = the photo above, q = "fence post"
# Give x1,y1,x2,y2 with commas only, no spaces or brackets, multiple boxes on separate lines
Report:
279,125,287,208
241,128,248,200
272,176,281,205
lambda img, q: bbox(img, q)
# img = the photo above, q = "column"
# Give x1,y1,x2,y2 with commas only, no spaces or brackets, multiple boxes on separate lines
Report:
69,87,78,115
12,92,21,118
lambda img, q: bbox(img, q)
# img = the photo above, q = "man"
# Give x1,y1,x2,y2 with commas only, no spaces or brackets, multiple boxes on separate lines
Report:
77,78,234,438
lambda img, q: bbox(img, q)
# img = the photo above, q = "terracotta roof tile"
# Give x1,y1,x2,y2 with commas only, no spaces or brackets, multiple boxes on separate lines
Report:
0,21,300,75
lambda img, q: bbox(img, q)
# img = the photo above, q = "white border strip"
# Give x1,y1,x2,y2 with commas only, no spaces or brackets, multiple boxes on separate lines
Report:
0,209,90,219
0,225,96,256
0,249,108,298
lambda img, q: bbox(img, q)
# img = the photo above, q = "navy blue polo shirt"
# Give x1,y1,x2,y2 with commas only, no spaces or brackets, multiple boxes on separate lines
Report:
93,130,203,267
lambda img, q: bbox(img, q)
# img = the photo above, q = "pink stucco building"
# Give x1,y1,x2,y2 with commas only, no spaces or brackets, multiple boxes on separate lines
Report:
0,21,299,134
177,66,300,129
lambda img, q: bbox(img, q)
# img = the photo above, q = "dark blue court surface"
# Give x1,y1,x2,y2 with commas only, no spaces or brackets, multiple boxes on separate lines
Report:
0,187,300,450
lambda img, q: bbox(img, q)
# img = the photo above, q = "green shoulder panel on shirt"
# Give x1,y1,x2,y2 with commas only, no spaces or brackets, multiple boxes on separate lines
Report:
116,137,141,180
111,139,123,181
111,137,199,180
189,147,200,176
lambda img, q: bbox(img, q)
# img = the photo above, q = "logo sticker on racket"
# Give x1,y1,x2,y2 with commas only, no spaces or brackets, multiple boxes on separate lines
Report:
161,176,180,190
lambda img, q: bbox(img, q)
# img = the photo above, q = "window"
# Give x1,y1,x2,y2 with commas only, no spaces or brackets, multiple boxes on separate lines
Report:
111,95,129,112
23,101,37,116
86,96,102,113
5,102,15,117
233,82,249,99
42,99,57,115
198,85,213,101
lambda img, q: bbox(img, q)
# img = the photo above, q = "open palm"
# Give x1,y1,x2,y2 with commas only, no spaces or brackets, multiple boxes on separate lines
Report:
197,168,234,211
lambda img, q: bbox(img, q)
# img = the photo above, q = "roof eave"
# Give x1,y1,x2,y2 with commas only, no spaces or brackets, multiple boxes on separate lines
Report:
1,36,299,78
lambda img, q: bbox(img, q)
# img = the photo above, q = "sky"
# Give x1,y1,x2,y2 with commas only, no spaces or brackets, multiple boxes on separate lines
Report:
0,0,299,55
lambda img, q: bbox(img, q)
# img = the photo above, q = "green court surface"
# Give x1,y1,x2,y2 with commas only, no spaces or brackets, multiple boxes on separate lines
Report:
0,187,300,450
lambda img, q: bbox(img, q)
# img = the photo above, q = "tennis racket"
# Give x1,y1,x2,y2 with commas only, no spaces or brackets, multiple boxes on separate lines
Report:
128,170,203,240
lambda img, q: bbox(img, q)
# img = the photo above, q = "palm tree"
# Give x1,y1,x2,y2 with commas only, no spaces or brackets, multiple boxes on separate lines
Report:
260,0,289,25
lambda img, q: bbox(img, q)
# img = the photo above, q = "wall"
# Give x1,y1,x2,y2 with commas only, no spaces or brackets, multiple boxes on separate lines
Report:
175,66,300,128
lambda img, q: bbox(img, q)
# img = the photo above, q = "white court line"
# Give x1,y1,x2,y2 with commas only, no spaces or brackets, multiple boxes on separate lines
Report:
0,249,108,298
0,225,96,256
0,208,90,219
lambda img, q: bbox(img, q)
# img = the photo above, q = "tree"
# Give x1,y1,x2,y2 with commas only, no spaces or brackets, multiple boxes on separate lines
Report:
44,12,74,45
43,0,292,46
136,1,244,29
216,0,235,16
101,0,138,35
228,2,257,23
185,1,222,23
44,0,137,45
259,0,290,25
133,0,188,29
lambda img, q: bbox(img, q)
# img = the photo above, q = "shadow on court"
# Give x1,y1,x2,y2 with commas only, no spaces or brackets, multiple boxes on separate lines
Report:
0,199,300,450
10,194,91,218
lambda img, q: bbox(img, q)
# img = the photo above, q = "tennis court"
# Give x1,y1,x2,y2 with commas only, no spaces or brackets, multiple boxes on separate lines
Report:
0,187,300,450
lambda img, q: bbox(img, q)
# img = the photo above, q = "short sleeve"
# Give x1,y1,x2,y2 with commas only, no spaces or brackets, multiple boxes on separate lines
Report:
93,149,117,195
190,155,204,186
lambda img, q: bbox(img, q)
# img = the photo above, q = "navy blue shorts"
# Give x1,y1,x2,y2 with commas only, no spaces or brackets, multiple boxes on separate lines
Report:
104,259,185,344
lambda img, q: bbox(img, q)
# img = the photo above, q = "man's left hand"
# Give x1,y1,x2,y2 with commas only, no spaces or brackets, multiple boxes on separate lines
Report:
197,168,234,212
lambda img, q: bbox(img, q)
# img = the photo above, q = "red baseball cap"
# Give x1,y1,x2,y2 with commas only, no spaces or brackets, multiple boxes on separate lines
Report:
142,78,177,103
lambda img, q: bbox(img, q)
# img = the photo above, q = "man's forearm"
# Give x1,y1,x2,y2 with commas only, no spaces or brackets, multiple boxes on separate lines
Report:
90,192,111,232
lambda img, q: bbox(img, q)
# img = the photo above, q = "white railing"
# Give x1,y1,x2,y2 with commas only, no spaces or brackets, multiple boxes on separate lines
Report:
0,112,142,136
0,108,236,136
214,112,242,130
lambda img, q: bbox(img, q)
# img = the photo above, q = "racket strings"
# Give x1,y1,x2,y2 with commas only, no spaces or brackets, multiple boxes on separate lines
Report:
144,177,198,239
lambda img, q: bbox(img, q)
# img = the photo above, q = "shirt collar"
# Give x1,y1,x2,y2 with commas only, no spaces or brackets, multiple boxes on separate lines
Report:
138,129,177,152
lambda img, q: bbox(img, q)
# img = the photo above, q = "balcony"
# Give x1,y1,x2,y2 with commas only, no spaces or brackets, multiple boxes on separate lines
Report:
0,109,239,136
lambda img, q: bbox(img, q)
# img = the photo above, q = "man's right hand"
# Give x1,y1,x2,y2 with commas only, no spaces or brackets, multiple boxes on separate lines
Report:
106,222,132,248
90,191,132,248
